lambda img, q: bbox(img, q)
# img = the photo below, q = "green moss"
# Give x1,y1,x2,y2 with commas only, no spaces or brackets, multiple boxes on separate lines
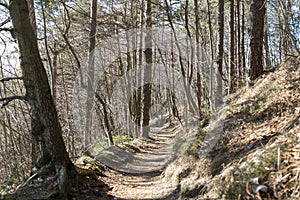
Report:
112,135,133,145
92,144,105,153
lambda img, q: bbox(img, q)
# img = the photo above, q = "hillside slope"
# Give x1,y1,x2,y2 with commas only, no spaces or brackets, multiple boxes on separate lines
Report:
174,56,300,199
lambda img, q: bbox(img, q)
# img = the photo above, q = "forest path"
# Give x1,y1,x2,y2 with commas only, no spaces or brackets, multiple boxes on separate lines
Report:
95,122,193,199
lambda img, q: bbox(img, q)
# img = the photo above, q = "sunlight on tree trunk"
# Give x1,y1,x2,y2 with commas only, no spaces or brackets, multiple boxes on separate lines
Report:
215,0,224,109
85,0,97,151
141,0,152,138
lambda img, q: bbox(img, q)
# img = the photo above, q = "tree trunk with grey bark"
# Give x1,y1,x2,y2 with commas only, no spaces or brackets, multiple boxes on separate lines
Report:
141,0,152,138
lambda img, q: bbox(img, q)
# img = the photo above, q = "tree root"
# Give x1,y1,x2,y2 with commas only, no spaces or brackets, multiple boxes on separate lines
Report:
24,162,54,185
55,164,69,195
23,162,72,197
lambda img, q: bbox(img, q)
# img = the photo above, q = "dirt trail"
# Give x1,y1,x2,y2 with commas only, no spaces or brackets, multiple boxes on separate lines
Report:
95,123,192,200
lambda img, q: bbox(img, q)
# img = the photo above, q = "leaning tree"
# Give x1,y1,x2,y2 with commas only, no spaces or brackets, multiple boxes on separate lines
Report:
8,0,76,195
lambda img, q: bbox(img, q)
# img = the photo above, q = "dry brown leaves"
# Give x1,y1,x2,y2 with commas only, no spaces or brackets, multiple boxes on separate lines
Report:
210,56,300,199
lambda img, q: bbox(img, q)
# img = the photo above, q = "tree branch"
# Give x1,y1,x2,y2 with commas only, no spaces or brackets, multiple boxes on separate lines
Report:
0,95,27,108
0,76,23,83
0,18,9,27
0,27,13,32
0,3,8,9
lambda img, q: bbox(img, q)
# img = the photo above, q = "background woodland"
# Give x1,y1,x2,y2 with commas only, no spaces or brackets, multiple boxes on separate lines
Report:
0,0,299,189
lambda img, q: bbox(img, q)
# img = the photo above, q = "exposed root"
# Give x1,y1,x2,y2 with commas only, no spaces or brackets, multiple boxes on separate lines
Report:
24,162,54,185
55,164,69,195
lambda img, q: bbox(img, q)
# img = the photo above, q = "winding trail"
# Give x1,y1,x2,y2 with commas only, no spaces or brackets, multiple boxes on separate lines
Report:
95,123,192,199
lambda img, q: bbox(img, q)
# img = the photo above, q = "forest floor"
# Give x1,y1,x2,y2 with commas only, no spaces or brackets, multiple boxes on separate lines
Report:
95,123,199,200
2,56,300,200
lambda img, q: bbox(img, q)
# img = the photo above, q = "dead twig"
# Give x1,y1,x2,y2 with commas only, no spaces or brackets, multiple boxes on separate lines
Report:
0,77,23,82
0,96,27,108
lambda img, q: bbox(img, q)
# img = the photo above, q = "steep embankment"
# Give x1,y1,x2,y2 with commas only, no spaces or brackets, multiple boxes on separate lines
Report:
172,56,300,199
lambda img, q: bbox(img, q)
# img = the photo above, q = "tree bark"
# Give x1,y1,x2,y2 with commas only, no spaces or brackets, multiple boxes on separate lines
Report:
241,1,246,76
85,0,97,151
249,0,266,81
194,0,202,115
141,0,153,138
237,0,242,83
9,0,76,195
26,0,38,169
206,0,216,110
215,0,224,108
27,0,36,36
229,0,236,93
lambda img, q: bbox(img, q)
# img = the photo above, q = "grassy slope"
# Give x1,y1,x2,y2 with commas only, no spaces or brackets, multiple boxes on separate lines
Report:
173,56,300,199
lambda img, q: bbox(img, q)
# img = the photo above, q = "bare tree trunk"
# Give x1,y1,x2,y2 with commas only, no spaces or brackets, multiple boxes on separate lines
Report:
164,0,198,116
194,0,202,115
184,0,194,84
264,19,272,69
9,0,76,195
27,0,38,171
215,0,224,109
249,0,266,81
40,0,53,94
237,0,242,85
141,0,153,137
229,0,236,93
85,0,97,150
241,1,246,77
27,0,36,35
206,0,215,110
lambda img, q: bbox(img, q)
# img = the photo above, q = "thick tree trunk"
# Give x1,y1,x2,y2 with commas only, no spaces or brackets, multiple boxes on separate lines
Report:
26,0,38,169
27,0,36,35
249,0,266,81
9,0,76,195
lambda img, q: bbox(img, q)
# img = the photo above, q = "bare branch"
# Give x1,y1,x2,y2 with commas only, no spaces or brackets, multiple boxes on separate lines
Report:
0,3,8,9
0,95,27,108
0,18,9,27
0,27,13,32
0,76,23,83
